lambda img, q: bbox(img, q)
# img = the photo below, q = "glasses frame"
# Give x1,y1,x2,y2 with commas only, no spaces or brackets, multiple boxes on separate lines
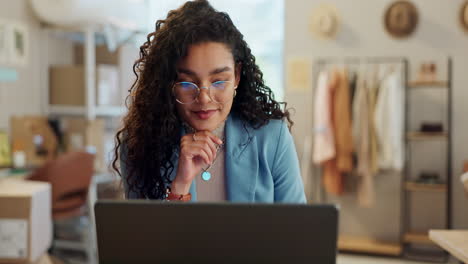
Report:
172,80,236,105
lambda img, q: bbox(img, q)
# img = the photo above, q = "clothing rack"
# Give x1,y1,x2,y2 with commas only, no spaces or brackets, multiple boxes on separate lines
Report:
310,56,408,257
312,56,408,201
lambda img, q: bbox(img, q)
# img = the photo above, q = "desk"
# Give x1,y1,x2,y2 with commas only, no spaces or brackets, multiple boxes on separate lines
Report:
429,230,468,264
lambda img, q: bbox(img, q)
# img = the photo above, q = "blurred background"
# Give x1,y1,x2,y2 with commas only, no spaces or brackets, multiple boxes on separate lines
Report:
0,0,467,263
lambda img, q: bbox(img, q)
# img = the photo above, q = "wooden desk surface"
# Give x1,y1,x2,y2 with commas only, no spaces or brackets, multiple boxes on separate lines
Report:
429,230,468,264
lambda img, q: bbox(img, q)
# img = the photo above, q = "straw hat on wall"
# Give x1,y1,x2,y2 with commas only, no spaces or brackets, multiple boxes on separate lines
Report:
309,3,340,40
460,1,468,32
384,0,419,38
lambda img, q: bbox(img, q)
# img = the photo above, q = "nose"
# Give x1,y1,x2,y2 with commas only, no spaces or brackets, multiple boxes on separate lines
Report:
197,85,212,104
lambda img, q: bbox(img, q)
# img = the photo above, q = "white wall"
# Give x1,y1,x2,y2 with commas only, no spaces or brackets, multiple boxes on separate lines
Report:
0,0,74,130
285,0,468,238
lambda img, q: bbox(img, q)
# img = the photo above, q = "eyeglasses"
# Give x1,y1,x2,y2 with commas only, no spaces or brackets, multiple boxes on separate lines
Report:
173,80,236,104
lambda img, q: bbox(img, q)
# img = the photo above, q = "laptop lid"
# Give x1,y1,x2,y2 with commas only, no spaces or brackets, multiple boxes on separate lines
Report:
95,201,339,264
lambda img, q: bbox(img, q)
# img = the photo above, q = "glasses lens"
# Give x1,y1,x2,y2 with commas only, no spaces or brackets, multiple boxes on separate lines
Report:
210,81,232,103
174,82,198,104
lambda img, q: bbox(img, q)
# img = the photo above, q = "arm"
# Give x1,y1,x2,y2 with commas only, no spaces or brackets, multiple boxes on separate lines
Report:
272,122,307,203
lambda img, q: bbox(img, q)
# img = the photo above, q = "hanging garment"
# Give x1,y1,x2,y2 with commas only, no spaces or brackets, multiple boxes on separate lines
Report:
313,71,335,164
374,64,405,171
352,66,375,207
333,68,354,172
349,71,358,114
323,68,354,196
367,66,380,175
348,71,359,169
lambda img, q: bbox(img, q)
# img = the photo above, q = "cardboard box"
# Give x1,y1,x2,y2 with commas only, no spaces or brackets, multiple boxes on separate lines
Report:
49,66,85,106
10,116,58,168
60,118,105,172
49,65,121,107
0,131,12,167
96,65,120,106
0,178,52,264
75,43,139,104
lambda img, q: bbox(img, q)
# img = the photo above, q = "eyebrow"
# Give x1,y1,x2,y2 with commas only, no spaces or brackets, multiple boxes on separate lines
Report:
177,66,232,76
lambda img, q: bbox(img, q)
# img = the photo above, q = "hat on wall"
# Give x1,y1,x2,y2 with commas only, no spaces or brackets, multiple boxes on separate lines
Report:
384,0,419,38
309,4,340,40
460,1,468,32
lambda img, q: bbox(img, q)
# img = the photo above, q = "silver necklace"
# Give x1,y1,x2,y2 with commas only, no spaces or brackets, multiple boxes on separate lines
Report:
200,139,224,181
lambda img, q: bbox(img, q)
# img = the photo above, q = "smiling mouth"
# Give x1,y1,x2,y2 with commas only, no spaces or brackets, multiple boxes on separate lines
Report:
193,109,217,120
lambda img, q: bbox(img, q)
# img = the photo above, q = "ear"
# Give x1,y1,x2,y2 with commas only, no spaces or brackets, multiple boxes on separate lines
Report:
234,63,242,88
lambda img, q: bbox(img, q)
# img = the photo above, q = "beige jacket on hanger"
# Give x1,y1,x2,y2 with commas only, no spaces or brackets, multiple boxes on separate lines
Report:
353,66,375,207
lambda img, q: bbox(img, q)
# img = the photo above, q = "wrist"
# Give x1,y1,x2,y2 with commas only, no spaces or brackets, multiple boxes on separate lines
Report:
166,188,191,201
171,178,192,195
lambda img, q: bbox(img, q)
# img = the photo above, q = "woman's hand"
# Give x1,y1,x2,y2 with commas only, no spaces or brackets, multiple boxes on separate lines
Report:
171,131,223,195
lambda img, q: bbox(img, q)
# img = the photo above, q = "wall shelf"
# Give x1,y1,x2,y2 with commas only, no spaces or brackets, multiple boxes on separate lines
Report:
49,105,126,117
95,106,127,117
406,132,448,140
403,57,452,262
405,182,447,192
407,80,448,88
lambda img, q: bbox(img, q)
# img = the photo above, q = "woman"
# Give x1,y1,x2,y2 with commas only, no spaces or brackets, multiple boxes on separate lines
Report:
113,0,306,203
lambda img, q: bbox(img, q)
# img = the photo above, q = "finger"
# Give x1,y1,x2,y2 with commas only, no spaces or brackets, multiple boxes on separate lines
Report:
190,146,211,165
196,142,214,164
192,134,217,160
199,130,223,145
186,139,215,162
181,144,210,165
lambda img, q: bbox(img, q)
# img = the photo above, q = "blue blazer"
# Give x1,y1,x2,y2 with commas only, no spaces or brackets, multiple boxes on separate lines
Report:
123,113,306,203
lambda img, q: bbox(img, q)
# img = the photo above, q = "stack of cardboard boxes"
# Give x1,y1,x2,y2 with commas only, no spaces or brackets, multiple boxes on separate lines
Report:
9,116,105,172
8,44,138,172
0,178,53,264
50,44,137,108
0,44,138,263
47,44,138,173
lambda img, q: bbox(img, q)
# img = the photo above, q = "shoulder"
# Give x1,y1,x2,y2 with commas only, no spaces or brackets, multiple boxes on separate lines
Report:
253,119,288,139
229,113,290,143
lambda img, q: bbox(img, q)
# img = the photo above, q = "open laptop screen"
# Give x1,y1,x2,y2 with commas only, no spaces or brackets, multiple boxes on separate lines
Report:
95,201,338,264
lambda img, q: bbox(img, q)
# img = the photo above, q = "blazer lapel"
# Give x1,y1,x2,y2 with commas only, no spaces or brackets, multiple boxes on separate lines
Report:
225,114,258,202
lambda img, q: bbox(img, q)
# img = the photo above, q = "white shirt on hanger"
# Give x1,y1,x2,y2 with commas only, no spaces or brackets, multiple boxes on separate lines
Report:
374,64,405,171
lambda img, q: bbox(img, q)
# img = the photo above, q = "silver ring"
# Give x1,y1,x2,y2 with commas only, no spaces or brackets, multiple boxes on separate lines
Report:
192,133,197,141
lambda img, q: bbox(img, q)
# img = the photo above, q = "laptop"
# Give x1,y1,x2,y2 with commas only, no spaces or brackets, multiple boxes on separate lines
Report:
94,201,339,264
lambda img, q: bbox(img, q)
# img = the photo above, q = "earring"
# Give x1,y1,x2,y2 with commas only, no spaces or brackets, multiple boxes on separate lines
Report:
233,89,237,97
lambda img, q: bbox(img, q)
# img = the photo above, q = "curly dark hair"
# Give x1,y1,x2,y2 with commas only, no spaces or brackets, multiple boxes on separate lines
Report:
113,0,293,199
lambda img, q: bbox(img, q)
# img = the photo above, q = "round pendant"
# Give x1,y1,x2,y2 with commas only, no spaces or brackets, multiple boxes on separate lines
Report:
201,171,211,181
